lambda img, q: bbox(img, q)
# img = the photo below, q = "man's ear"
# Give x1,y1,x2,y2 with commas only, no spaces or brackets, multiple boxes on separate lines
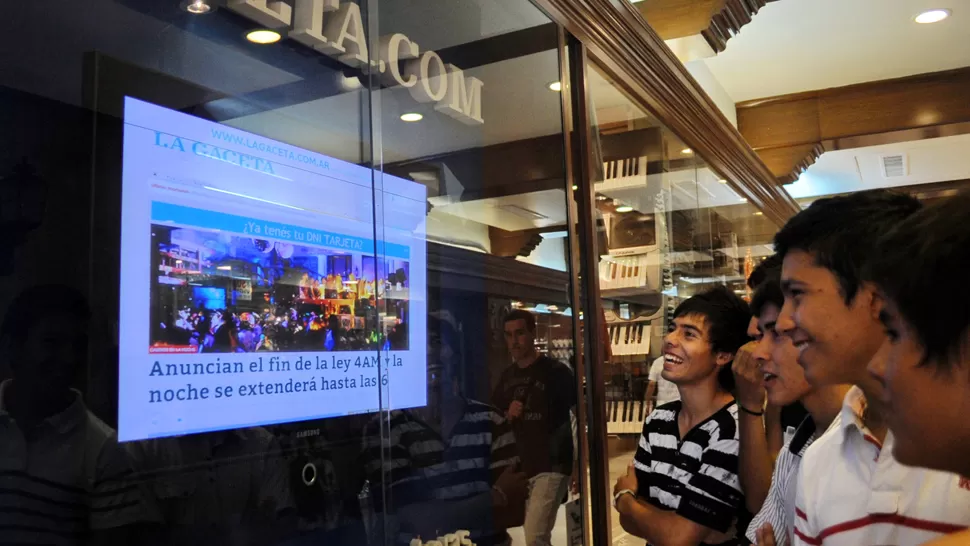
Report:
861,282,882,321
715,351,734,368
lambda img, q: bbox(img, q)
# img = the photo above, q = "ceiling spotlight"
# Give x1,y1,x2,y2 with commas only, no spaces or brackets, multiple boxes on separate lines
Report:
549,81,563,92
338,74,362,91
681,148,693,155
718,179,727,184
754,211,763,216
183,0,212,14
596,195,608,201
915,9,950,23
740,198,748,202
615,205,634,213
246,29,282,44
400,112,424,122
571,184,578,190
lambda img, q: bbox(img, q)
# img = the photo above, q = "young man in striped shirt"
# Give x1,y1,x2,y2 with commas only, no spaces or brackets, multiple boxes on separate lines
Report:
732,267,849,546
864,195,970,545
773,190,970,545
361,316,526,546
613,286,752,546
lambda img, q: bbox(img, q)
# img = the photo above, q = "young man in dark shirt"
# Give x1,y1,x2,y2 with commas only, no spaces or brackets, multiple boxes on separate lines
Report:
492,310,576,546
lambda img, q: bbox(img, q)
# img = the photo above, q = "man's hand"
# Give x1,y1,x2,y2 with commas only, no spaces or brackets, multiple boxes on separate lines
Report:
613,464,638,498
494,465,527,504
755,523,776,546
507,400,524,421
733,341,766,411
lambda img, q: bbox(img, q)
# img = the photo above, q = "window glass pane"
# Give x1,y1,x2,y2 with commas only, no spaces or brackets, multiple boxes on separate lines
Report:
586,60,754,541
1,1,585,546
370,3,582,546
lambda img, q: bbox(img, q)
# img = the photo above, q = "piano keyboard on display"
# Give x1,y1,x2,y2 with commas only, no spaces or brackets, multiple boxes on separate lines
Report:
606,399,650,435
600,255,649,291
608,322,651,356
598,157,648,191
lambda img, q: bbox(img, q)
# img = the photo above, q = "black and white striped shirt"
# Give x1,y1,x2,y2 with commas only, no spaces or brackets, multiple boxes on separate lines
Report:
633,400,748,546
745,416,816,546
362,400,519,546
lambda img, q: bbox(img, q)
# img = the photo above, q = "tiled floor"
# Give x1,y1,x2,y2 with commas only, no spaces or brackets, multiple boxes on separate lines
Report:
506,445,638,546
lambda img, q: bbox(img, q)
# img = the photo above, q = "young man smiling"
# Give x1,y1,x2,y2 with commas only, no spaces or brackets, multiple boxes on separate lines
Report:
864,195,970,546
732,267,849,546
613,286,751,546
771,190,970,545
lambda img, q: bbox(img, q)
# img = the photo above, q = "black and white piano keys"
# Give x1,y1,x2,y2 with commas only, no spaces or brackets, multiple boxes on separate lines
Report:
606,398,651,435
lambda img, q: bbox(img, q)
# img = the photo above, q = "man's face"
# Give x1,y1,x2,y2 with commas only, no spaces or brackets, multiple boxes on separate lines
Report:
868,296,970,471
14,313,87,401
752,304,812,407
504,319,534,362
777,250,882,388
662,314,726,386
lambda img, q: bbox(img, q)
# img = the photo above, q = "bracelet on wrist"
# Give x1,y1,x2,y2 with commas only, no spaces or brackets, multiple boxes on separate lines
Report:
613,489,636,510
739,404,765,417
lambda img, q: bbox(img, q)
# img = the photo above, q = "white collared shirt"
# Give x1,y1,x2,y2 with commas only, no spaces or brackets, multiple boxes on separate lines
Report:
793,387,970,545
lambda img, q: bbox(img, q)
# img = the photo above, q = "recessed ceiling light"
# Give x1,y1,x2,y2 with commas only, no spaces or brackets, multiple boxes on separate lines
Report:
615,205,634,213
400,112,423,122
183,0,212,14
740,198,748,202
754,211,763,216
718,179,727,184
571,184,578,190
681,148,693,155
246,29,281,44
549,81,563,92
915,9,950,23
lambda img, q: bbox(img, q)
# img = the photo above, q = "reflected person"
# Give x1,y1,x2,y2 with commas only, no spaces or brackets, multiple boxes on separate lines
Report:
492,310,576,546
128,427,296,546
361,315,527,546
0,285,152,544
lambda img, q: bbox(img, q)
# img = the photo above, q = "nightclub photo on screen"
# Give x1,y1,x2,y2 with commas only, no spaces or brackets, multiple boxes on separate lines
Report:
149,224,410,354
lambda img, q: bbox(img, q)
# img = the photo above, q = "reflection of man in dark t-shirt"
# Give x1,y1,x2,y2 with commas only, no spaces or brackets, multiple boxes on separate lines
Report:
491,310,575,546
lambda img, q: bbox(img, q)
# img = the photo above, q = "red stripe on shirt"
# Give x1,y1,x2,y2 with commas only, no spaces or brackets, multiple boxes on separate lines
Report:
863,434,882,450
815,514,967,542
795,507,808,521
793,526,821,545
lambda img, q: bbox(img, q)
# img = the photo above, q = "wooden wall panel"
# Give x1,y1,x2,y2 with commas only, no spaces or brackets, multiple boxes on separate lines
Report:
738,98,820,150
737,67,970,184
635,0,724,40
818,69,970,139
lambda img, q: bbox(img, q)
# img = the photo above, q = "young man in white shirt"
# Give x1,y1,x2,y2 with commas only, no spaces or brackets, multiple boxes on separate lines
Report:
864,195,970,546
772,190,970,545
732,269,849,546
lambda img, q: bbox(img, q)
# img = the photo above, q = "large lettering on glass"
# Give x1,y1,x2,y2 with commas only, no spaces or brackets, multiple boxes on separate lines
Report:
229,0,485,125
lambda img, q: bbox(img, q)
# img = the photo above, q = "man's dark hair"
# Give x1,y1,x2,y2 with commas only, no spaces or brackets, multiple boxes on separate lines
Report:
672,286,751,391
1,284,91,346
503,309,536,332
751,272,784,319
747,254,782,290
773,190,921,303
867,195,970,371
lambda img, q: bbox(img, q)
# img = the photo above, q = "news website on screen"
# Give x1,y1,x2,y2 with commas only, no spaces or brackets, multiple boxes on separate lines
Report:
118,97,427,442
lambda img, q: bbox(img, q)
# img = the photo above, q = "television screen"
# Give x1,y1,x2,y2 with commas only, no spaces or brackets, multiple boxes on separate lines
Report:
118,97,428,441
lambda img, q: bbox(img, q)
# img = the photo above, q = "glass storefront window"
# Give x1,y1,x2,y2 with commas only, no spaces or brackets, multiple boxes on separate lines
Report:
584,61,756,544
1,1,584,545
